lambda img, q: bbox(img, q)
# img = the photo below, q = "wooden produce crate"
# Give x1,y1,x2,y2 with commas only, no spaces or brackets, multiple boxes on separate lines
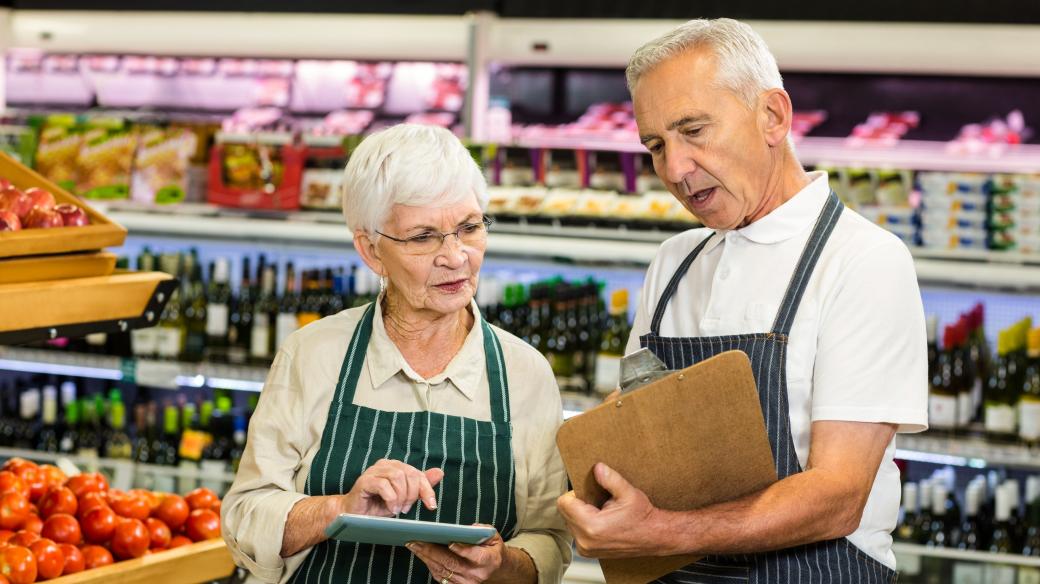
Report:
0,271,175,344
0,251,116,285
48,539,235,584
0,151,127,259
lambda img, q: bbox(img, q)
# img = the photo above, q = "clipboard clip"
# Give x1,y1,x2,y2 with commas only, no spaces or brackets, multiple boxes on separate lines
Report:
619,348,671,393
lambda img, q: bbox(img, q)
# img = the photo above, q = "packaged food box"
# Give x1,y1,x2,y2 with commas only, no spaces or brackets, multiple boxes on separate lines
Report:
34,115,83,193
76,117,139,199
131,126,198,205
918,172,989,196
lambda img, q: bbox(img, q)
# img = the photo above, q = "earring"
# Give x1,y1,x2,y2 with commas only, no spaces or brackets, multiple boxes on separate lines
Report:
379,275,387,292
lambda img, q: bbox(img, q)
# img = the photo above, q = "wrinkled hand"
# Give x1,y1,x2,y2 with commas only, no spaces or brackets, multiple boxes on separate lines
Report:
557,462,663,558
407,527,505,584
341,459,445,517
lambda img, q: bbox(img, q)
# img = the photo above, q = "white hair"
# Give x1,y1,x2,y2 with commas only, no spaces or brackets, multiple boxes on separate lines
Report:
626,18,784,107
341,124,489,233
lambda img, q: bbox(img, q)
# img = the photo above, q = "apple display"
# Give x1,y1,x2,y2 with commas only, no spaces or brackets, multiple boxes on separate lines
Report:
23,187,57,212
0,210,20,231
0,187,32,220
23,207,64,229
54,203,90,227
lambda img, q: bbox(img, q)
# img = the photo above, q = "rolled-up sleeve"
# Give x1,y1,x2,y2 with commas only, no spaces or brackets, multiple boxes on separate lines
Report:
221,346,309,583
503,350,573,583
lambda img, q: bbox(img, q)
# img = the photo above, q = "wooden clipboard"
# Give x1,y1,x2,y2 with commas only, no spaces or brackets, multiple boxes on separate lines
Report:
556,350,778,584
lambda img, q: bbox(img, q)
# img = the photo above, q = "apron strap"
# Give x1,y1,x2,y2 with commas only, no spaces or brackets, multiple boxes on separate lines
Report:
771,191,844,336
649,233,716,335
330,302,377,409
481,318,512,424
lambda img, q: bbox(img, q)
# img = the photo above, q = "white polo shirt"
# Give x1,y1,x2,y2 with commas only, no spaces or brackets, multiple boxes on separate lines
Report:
625,171,928,569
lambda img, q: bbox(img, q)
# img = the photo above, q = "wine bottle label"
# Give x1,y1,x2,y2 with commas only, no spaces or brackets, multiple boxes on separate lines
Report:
132,327,158,355
984,403,1017,434
1019,567,1040,584
928,394,958,430
594,354,622,395
951,563,983,584
987,565,1015,584
206,304,229,336
276,313,298,349
250,317,271,359
1019,400,1040,441
958,392,973,427
154,327,183,358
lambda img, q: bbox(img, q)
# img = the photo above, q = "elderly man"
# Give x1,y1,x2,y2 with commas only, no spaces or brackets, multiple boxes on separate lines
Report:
557,18,927,583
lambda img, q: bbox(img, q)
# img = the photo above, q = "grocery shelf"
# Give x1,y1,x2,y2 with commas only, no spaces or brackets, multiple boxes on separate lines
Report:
895,432,1040,471
0,271,178,346
7,346,1040,471
891,543,1040,568
0,346,266,393
102,202,1040,289
513,136,1040,174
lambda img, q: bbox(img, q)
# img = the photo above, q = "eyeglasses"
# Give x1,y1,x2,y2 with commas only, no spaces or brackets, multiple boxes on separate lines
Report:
376,216,493,256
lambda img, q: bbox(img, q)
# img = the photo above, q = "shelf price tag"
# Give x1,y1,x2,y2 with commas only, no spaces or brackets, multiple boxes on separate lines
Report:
119,358,137,384
135,359,182,390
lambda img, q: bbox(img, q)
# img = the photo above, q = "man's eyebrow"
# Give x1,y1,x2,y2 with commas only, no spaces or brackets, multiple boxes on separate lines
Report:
667,115,710,131
640,115,712,144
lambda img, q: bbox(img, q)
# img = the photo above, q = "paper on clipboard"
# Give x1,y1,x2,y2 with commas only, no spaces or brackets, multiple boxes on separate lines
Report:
556,350,778,584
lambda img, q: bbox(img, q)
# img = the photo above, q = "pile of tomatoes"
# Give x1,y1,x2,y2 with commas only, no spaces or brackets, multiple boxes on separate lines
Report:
0,458,222,584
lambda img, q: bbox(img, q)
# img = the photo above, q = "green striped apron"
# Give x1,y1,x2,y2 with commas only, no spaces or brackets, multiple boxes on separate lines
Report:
289,303,518,583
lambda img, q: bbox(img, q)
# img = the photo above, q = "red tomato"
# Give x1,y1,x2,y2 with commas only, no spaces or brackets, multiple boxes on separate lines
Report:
9,532,37,548
38,487,77,519
81,507,116,544
62,475,100,499
0,460,35,474
184,488,218,512
0,494,29,531
0,531,13,545
129,490,161,514
18,517,41,536
57,544,83,575
12,469,44,504
36,467,65,492
110,519,149,560
79,545,112,570
109,492,150,521
153,495,190,531
41,515,80,545
0,574,9,584
184,509,220,542
28,539,63,580
0,545,36,584
0,474,27,499
88,473,109,493
168,535,192,549
76,492,107,521
144,518,171,550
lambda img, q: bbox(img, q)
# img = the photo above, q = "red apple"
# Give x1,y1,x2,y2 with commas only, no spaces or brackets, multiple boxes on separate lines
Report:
0,210,20,232
23,207,64,229
23,188,56,213
0,187,32,220
54,204,89,227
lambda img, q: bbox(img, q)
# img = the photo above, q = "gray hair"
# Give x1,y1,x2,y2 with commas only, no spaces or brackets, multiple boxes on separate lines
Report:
626,18,784,107
341,124,489,234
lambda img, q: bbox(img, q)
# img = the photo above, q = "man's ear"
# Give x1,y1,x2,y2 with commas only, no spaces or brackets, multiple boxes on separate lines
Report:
760,88,794,147
353,230,386,277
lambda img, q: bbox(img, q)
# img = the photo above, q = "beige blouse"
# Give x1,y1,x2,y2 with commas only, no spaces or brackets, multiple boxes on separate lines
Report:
221,298,572,583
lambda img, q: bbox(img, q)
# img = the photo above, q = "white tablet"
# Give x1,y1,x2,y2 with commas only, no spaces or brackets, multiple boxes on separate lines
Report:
325,513,496,547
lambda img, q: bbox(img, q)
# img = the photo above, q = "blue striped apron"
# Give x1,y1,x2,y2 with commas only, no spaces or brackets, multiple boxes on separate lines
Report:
646,192,897,584
288,304,518,583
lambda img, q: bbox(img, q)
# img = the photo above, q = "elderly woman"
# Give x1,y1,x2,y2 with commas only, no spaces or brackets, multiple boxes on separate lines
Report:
221,124,571,584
